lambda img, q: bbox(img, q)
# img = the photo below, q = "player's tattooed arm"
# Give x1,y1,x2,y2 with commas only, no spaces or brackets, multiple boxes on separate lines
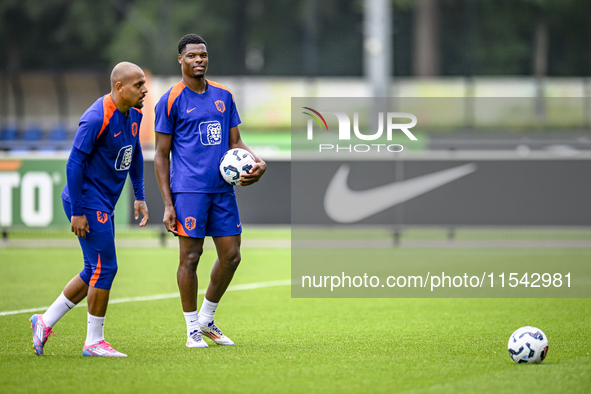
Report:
134,200,149,227
229,126,267,186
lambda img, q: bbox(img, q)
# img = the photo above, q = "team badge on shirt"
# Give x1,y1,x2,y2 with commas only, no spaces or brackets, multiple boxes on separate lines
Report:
115,145,133,171
199,121,222,145
215,100,226,113
132,122,138,137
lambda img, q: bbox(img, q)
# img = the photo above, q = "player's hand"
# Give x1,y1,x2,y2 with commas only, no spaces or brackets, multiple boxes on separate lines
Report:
239,160,267,186
134,200,149,227
163,205,178,234
71,215,90,238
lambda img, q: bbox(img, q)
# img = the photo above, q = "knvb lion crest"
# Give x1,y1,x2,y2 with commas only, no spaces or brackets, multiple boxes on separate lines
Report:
215,100,225,113
185,217,196,231
199,121,222,145
207,122,221,144
97,211,108,224
132,122,138,137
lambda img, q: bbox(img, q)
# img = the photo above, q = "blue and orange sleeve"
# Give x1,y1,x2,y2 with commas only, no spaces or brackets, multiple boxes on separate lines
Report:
74,95,117,154
207,80,241,128
229,96,241,128
66,147,90,216
207,79,234,101
129,138,145,201
155,81,186,135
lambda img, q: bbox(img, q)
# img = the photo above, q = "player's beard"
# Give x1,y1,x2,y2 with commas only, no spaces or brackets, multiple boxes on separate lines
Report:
133,98,145,109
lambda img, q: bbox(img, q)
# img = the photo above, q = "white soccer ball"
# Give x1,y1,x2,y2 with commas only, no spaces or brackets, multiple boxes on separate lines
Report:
219,148,256,185
508,326,549,364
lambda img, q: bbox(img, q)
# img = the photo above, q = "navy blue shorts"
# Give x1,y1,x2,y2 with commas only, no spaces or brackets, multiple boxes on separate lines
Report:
63,199,117,290
172,192,242,238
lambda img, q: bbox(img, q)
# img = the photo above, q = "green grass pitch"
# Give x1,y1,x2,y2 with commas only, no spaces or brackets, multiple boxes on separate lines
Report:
0,229,590,393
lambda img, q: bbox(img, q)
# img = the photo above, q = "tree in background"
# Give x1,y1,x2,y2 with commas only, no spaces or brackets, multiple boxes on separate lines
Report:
0,0,120,72
0,0,589,77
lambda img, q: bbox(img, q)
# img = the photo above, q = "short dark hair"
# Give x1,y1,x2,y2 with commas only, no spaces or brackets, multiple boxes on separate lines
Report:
178,34,207,54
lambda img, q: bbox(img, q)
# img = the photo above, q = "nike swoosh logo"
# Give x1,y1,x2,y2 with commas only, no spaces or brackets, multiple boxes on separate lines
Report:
187,107,196,113
114,131,122,137
324,163,477,223
237,223,241,227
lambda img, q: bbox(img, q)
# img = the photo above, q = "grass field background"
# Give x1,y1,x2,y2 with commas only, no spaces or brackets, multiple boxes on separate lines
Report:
1,227,590,393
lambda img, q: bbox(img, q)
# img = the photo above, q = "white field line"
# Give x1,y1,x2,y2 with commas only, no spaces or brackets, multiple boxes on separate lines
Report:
0,279,292,317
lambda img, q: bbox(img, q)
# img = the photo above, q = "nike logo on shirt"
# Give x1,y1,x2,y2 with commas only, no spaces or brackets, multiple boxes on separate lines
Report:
324,163,477,223
187,107,196,113
114,131,122,137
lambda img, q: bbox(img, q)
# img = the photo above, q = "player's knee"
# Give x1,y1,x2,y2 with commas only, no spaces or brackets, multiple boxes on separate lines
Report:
221,250,241,272
181,248,203,268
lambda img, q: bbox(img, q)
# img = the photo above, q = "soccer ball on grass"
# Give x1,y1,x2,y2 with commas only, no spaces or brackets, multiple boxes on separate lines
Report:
219,148,256,185
508,326,548,364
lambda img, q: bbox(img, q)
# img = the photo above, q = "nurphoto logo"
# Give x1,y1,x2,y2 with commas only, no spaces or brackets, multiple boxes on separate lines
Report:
302,107,418,153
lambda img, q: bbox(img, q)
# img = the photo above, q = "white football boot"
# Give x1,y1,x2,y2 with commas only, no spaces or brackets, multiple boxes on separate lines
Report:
186,329,209,348
200,322,235,346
